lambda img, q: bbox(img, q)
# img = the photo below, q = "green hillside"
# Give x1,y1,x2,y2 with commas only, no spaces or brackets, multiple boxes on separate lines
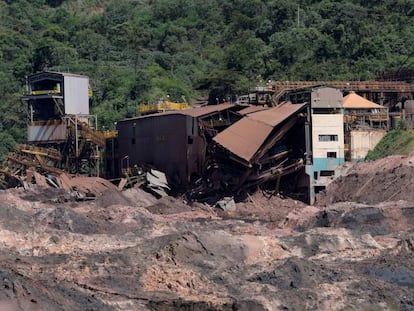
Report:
0,0,414,157
366,129,414,161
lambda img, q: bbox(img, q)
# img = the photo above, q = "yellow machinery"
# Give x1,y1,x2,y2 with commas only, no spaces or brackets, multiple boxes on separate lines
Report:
139,100,189,115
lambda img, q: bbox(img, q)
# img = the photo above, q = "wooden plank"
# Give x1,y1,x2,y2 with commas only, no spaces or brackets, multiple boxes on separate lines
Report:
118,178,127,191
33,171,48,187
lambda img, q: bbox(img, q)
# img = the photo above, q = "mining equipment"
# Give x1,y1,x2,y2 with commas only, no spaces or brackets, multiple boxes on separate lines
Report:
250,80,414,107
139,99,189,115
1,71,106,186
2,71,414,204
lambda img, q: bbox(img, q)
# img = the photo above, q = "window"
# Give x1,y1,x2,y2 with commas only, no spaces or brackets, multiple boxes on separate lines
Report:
315,186,326,194
320,170,335,177
327,152,337,158
319,134,338,142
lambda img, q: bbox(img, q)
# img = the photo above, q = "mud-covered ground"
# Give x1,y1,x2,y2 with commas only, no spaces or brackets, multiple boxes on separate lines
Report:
1,155,414,310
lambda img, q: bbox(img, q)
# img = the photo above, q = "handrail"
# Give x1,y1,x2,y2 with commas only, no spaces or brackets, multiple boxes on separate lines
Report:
139,101,189,114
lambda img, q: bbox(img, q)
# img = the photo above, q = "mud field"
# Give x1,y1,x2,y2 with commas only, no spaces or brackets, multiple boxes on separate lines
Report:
0,155,414,310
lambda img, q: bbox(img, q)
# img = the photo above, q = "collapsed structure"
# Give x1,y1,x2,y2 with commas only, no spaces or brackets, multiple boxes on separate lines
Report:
20,71,105,175
114,102,309,201
112,84,404,204
2,71,414,204
0,71,112,198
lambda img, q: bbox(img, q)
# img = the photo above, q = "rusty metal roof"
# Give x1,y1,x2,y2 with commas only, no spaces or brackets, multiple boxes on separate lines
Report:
213,102,307,164
180,103,234,117
118,103,235,123
237,105,268,115
247,102,306,127
214,118,274,164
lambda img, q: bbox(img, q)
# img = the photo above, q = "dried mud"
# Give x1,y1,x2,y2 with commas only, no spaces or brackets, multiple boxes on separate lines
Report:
0,156,414,310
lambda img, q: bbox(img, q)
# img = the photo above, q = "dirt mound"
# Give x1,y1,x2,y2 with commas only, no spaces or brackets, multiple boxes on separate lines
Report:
0,265,112,311
95,186,160,209
298,203,414,236
145,196,193,214
318,154,414,205
223,192,306,223
1,183,414,310
250,257,342,289
43,207,99,234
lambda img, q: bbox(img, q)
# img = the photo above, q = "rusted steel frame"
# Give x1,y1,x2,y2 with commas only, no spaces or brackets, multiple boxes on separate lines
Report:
199,120,218,137
242,159,304,189
228,154,252,168
34,154,64,175
253,117,298,163
273,81,414,93
258,150,290,165
16,144,62,161
247,163,287,184
7,154,38,168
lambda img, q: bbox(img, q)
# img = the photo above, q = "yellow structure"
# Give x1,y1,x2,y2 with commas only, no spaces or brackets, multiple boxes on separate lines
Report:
343,92,388,162
139,100,189,115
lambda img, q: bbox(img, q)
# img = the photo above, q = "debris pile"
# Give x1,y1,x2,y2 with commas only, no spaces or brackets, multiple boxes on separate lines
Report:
0,155,413,310
187,102,308,201
317,152,414,205
0,143,121,200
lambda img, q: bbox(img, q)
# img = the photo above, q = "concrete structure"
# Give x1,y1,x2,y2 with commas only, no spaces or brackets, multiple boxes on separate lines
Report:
343,92,388,161
349,130,386,162
287,86,344,203
310,87,345,198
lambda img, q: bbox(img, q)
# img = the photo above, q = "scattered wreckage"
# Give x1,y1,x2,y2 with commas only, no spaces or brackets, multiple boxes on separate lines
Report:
0,101,310,204
0,144,117,200
115,101,310,202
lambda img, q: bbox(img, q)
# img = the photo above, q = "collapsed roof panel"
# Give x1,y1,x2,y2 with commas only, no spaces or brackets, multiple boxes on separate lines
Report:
118,103,236,123
213,102,307,165
247,102,307,127
213,117,274,164
180,103,235,118
237,105,269,116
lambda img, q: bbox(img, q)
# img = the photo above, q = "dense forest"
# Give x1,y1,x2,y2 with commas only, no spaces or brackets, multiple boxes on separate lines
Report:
0,0,413,156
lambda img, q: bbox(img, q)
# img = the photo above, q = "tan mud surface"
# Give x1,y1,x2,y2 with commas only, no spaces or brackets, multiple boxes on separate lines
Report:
0,157,414,310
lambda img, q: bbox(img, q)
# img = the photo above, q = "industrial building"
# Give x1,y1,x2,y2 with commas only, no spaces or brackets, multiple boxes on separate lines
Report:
113,83,409,203
3,71,414,204
343,92,388,162
115,101,309,201
19,71,104,176
115,103,242,189
286,86,344,203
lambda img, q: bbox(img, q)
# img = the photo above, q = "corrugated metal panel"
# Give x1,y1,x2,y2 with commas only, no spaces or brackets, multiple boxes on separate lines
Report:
237,105,268,115
118,103,235,124
64,75,89,115
214,118,273,163
116,114,201,185
213,102,307,164
181,103,234,117
247,102,306,127
28,124,67,142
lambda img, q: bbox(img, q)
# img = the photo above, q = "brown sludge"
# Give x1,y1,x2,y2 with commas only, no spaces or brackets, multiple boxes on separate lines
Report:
0,155,414,310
